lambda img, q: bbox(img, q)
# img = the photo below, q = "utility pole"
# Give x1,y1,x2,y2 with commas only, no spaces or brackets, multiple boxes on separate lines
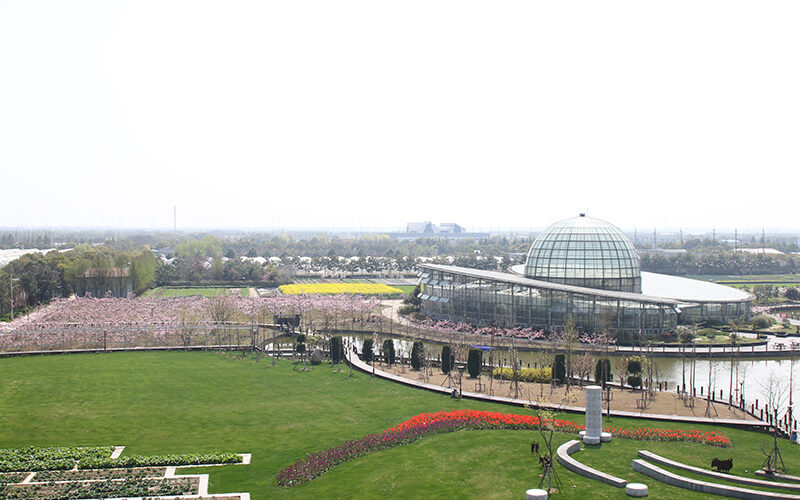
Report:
9,272,14,321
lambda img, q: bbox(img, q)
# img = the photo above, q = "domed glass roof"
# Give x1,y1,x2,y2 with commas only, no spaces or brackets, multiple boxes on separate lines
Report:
523,214,641,293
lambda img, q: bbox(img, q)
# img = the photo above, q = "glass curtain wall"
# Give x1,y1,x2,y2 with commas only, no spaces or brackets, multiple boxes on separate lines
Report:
419,268,676,334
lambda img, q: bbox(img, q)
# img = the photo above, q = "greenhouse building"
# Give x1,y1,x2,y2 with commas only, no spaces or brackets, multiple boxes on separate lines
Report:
418,214,753,335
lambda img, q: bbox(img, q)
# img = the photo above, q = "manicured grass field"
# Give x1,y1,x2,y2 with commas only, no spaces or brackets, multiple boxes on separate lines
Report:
279,283,405,296
141,287,242,298
1,351,799,499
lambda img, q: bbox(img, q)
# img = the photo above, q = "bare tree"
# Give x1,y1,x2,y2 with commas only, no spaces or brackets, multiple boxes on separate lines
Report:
574,352,594,386
178,308,201,348
759,371,789,473
616,357,629,389
208,296,238,348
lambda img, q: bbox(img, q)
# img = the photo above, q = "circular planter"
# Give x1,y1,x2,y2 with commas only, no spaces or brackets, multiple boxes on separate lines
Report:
525,488,548,500
626,483,648,497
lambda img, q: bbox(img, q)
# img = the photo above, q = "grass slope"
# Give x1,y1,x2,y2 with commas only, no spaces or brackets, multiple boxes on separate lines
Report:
0,351,798,499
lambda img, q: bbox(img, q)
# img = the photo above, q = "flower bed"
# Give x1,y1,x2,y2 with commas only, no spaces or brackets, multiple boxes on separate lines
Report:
605,426,732,447
3,477,197,499
32,467,166,482
276,409,731,487
0,446,241,473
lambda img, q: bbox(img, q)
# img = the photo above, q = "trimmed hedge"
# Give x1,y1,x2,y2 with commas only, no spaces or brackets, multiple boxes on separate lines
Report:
383,339,395,365
594,359,612,385
410,341,423,370
78,452,241,469
553,354,566,383
361,339,374,363
330,336,344,363
0,446,114,472
441,345,454,374
467,349,482,378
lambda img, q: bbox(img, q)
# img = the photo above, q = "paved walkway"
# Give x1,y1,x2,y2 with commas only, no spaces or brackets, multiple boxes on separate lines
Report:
344,348,769,430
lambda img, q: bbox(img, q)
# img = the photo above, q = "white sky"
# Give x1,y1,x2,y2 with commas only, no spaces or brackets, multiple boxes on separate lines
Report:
1,1,798,232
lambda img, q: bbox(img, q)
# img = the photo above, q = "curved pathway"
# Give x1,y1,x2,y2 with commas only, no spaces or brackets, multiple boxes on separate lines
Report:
638,450,800,491
344,349,768,429
556,440,627,487
633,458,800,499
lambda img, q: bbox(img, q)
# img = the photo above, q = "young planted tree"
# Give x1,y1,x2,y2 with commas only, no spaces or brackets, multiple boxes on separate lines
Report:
410,341,424,371
361,338,374,363
296,333,307,370
383,339,395,366
594,358,612,386
178,308,201,348
467,348,482,378
574,353,594,386
627,357,643,389
553,354,566,384
330,336,344,371
616,357,629,389
441,345,454,374
208,296,238,348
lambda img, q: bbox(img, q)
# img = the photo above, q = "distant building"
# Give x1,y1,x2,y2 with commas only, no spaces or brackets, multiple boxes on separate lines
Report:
75,268,133,298
419,214,753,334
735,248,784,255
388,222,488,240
638,248,688,255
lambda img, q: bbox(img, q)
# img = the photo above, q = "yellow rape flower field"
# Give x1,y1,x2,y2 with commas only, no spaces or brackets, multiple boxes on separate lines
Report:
279,283,405,295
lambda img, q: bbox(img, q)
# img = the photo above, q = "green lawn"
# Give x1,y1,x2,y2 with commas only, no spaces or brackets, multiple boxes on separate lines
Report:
141,287,242,298
1,351,799,499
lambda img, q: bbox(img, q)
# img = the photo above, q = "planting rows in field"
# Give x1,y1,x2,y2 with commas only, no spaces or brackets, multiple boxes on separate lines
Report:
0,446,249,500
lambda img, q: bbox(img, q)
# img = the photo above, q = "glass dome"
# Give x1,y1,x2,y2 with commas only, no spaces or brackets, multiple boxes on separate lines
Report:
523,214,641,293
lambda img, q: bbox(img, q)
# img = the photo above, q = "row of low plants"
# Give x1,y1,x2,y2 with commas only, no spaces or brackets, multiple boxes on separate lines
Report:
275,409,731,487
0,447,240,472
1,477,195,500
0,447,114,472
31,467,166,482
77,452,241,469
0,472,28,483
491,366,552,383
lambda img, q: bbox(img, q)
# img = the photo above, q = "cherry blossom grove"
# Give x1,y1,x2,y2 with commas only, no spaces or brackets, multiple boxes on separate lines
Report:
0,295,381,352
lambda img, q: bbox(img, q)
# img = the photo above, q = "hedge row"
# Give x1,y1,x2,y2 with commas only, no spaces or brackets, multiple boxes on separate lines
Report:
78,452,241,469
0,447,240,472
0,447,114,472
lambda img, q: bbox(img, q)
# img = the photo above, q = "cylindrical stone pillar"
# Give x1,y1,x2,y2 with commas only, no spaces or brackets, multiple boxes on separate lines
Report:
584,385,602,444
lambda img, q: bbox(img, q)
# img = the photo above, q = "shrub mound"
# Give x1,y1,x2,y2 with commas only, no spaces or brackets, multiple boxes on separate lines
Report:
275,409,730,486
492,366,552,383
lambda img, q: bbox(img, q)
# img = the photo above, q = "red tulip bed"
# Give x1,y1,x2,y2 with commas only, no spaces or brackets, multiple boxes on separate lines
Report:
275,409,731,486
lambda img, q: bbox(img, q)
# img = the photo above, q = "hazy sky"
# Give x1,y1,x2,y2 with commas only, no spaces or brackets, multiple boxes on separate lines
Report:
1,1,798,232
